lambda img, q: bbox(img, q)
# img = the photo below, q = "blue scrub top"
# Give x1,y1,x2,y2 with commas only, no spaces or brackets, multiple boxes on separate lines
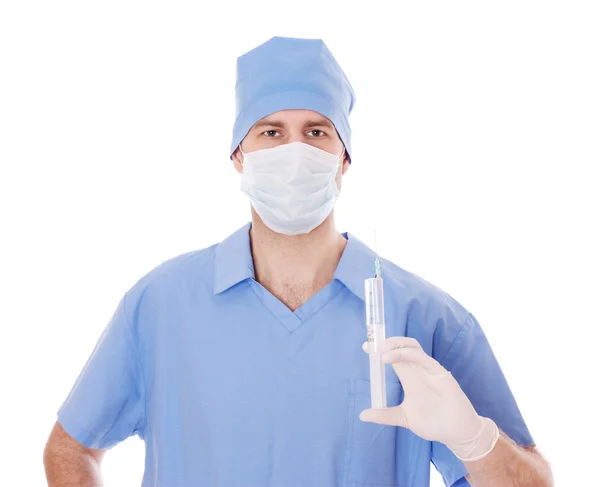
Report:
57,223,534,487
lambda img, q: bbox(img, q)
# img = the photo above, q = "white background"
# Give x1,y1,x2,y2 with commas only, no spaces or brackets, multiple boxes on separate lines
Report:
1,1,598,485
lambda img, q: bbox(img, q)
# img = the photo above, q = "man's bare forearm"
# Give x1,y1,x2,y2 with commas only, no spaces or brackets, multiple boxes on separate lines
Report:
43,422,105,487
44,445,104,487
464,430,553,486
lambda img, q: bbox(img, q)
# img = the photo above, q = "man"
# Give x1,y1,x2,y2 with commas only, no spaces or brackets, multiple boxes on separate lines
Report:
44,36,553,486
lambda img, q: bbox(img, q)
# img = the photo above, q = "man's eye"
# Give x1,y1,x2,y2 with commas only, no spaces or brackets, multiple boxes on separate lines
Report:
308,130,325,137
263,130,280,137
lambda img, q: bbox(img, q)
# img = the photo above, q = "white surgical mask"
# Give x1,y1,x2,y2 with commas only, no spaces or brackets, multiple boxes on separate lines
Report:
239,142,345,236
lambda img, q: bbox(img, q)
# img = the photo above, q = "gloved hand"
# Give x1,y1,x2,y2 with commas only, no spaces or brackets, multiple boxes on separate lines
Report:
360,337,499,462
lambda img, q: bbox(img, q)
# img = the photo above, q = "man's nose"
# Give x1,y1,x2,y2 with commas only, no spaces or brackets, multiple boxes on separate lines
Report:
287,132,305,144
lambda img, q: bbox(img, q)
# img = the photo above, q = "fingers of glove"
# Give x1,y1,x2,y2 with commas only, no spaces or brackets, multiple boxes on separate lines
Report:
382,346,442,374
362,337,422,355
380,336,423,354
360,406,409,429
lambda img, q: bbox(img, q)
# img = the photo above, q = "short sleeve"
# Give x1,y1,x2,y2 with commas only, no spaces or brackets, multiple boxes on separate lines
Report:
431,441,469,486
57,292,146,450
431,312,535,486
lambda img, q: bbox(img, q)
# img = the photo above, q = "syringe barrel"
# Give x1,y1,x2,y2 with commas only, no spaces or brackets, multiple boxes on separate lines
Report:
364,277,387,408
365,277,386,348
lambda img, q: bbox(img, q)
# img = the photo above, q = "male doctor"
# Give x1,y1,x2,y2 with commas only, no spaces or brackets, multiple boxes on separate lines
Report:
44,36,553,486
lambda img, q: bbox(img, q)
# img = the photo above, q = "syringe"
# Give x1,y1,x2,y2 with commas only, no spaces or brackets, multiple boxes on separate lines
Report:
364,254,387,409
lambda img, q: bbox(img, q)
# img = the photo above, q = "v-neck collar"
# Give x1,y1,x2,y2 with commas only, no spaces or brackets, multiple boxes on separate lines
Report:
213,222,380,319
247,278,345,333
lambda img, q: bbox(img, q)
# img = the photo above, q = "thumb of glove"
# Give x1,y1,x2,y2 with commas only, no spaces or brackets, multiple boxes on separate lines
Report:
360,406,409,429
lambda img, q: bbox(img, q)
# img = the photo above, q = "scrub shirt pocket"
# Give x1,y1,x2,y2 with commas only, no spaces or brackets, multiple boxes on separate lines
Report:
343,378,410,487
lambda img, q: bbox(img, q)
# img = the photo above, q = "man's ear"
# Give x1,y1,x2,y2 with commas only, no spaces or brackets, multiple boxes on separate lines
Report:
341,155,351,175
232,147,244,174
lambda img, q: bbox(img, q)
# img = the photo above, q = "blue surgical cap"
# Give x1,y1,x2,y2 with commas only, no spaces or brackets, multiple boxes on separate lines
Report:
230,36,356,161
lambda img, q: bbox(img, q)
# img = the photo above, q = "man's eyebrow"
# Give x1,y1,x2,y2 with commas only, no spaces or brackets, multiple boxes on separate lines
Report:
303,119,334,129
252,119,286,129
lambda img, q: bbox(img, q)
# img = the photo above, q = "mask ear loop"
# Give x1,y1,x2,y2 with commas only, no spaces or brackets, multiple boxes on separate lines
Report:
238,144,246,157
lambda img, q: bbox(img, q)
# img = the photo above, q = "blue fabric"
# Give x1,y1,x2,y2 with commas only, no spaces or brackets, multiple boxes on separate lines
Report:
451,478,473,487
57,223,534,487
230,36,356,160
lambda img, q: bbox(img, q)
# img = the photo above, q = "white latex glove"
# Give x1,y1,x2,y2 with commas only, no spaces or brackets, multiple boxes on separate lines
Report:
360,337,499,462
